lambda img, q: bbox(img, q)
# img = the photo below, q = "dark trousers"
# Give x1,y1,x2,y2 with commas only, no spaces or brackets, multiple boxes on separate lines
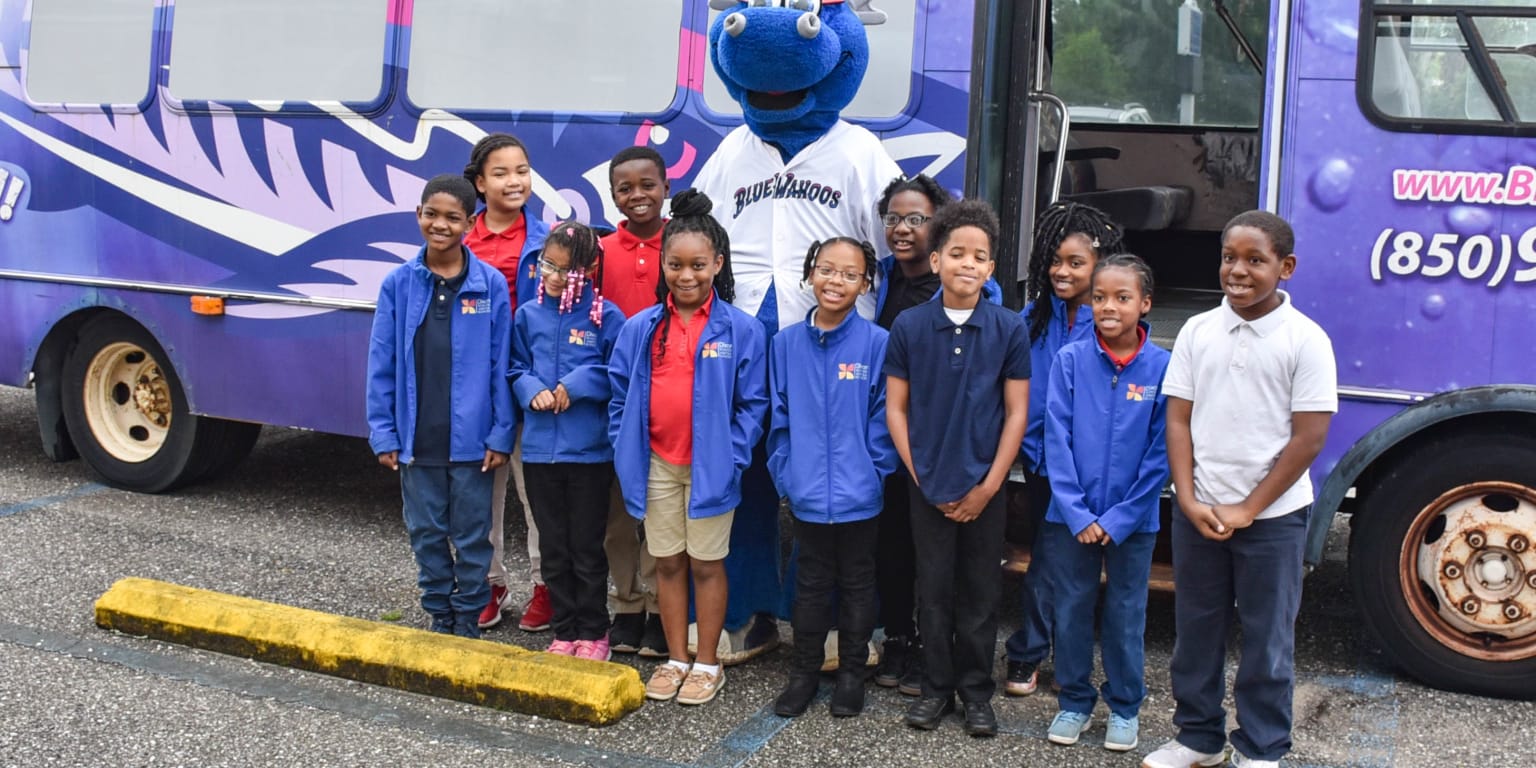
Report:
1004,468,1054,664
790,515,880,672
1169,505,1309,762
909,478,1006,702
876,470,918,638
400,463,494,618
524,462,613,641
1042,522,1155,719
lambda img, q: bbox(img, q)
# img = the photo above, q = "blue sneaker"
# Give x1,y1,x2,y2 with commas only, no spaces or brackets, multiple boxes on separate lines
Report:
1046,710,1093,745
429,614,455,634
1104,713,1138,751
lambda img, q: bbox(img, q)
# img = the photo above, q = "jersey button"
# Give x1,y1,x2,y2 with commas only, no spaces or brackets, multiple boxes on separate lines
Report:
955,328,962,334
954,347,962,355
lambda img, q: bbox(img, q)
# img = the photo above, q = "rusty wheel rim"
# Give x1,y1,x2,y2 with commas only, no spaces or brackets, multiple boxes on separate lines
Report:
1399,481,1536,662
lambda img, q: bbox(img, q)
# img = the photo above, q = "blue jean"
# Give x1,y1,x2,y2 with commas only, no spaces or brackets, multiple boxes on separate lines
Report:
1004,468,1054,664
1041,521,1155,719
1169,505,1308,762
400,463,494,618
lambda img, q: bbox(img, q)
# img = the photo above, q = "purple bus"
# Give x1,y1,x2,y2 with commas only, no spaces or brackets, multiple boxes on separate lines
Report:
0,0,1533,698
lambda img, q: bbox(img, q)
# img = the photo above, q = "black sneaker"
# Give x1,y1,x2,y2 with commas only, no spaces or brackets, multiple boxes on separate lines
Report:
610,612,644,654
898,643,924,696
874,636,909,688
1004,659,1039,696
638,612,668,658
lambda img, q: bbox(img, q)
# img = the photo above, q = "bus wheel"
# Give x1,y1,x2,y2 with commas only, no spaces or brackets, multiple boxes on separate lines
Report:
61,316,206,493
1350,433,1536,699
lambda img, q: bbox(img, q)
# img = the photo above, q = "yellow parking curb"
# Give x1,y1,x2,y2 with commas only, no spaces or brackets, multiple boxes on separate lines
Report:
93,577,644,726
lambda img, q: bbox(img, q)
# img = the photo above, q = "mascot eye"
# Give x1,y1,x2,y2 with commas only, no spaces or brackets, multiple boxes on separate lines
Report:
786,0,821,10
745,0,778,7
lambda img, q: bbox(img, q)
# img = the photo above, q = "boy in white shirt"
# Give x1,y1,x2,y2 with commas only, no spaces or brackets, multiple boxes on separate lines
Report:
1144,211,1337,768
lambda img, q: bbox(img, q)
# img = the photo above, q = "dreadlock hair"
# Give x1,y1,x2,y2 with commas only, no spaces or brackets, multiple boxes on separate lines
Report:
653,189,735,363
801,237,878,285
462,133,530,202
608,145,668,183
1222,210,1295,257
1093,253,1155,317
1024,201,1125,343
876,173,953,215
539,220,609,326
420,174,476,218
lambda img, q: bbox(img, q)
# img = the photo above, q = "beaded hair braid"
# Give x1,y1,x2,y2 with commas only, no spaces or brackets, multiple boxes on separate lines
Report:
538,220,608,326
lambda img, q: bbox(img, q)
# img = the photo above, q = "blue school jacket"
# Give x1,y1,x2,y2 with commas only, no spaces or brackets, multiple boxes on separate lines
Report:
1018,295,1095,475
510,292,627,463
607,292,769,520
767,309,897,524
873,255,1003,319
1043,324,1170,545
365,247,516,464
513,216,551,309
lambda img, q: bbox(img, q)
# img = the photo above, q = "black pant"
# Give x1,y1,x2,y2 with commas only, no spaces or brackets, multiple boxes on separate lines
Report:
791,515,880,673
875,470,918,638
524,462,612,641
909,477,1006,702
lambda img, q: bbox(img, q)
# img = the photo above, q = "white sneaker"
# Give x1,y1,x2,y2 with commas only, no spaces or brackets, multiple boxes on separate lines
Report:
1229,752,1279,768
1142,739,1227,768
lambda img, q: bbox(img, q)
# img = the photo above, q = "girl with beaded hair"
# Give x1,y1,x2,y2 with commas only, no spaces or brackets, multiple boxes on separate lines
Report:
510,219,628,660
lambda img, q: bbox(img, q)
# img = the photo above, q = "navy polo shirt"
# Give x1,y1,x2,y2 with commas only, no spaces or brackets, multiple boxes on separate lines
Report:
412,251,469,466
885,295,1030,505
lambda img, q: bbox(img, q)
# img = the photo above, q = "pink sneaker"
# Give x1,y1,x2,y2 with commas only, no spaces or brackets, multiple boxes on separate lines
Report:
574,637,611,662
546,639,577,656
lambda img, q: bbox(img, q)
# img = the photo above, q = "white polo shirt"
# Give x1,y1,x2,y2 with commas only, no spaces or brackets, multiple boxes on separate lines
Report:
1163,291,1338,520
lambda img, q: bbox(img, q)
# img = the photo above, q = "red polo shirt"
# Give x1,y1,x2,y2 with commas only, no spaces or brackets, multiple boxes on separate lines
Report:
464,211,527,307
1097,325,1148,368
601,220,665,317
649,291,713,465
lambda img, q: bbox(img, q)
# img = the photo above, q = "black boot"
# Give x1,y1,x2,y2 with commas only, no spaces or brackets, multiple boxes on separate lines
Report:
829,668,866,717
774,673,820,717
874,635,909,688
774,630,826,717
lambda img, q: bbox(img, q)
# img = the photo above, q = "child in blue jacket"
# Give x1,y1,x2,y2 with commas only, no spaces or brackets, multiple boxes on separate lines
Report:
511,221,627,661
608,189,768,706
1005,201,1125,696
1039,254,1169,752
366,174,515,639
768,237,897,719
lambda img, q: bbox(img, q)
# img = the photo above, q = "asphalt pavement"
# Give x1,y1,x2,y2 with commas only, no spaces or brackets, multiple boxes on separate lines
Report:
0,385,1531,767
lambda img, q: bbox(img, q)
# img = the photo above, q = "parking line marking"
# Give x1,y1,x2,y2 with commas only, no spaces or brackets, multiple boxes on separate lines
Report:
692,700,798,768
0,482,107,518
0,619,684,768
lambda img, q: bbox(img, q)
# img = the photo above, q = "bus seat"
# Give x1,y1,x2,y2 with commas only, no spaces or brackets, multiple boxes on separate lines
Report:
1063,185,1192,231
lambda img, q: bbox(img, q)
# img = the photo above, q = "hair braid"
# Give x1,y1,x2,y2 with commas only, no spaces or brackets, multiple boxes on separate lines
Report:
1024,202,1125,343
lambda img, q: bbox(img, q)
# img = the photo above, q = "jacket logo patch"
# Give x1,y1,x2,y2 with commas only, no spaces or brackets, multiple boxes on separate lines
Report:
837,363,870,381
568,329,594,346
460,298,489,315
701,341,733,359
1126,383,1156,401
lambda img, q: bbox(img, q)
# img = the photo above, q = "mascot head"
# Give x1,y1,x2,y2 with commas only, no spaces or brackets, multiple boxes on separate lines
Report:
707,0,886,161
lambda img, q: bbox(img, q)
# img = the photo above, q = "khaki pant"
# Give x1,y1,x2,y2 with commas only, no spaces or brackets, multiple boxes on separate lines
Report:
488,430,540,587
606,479,658,614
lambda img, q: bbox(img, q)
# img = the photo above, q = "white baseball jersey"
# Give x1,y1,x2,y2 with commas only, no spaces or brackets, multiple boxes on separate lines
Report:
693,120,901,329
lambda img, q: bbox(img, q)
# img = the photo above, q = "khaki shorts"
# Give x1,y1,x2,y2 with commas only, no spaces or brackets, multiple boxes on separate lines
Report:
643,451,734,561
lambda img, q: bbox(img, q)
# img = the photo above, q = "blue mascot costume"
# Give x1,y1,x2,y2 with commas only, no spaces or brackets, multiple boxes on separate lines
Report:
691,0,900,666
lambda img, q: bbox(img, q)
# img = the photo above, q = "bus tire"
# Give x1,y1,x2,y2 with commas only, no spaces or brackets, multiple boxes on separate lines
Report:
60,315,210,493
1350,432,1536,700
189,418,261,483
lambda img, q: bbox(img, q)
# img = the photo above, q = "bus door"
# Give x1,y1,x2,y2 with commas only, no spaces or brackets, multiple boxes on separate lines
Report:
975,0,1275,570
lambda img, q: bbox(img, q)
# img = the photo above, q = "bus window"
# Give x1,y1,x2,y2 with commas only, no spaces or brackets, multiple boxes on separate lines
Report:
701,0,918,121
1367,4,1536,126
1050,0,1268,128
167,0,387,104
26,0,154,106
408,1,683,114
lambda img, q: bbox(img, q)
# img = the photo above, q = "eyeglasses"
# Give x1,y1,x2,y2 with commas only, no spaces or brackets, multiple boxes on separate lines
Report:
813,265,866,285
538,259,572,277
882,212,930,229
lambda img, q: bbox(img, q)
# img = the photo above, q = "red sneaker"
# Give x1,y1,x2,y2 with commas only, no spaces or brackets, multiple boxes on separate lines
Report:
519,584,552,632
477,584,511,629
